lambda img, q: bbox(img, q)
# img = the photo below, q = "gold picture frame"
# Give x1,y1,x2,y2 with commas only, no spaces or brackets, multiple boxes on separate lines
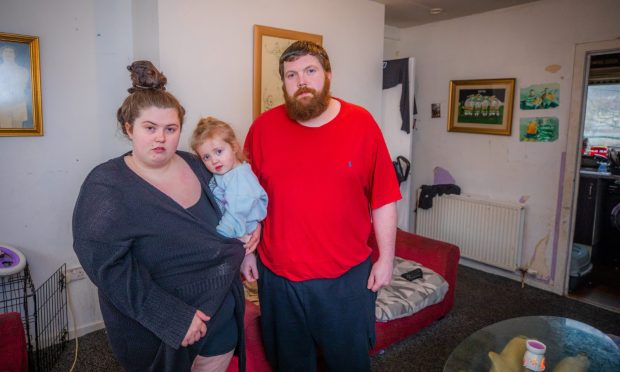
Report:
0,32,43,136
447,78,515,136
253,25,322,119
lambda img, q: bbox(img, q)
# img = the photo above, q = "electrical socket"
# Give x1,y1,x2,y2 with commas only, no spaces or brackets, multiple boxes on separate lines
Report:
67,266,86,283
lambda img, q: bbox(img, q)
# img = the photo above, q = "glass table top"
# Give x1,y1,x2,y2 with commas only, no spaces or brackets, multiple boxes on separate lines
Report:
444,316,620,371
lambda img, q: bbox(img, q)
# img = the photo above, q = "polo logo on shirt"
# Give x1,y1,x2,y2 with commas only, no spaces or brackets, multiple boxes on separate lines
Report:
347,161,353,168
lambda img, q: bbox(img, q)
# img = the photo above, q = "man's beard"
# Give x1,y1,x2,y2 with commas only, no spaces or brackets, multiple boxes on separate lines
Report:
283,78,331,122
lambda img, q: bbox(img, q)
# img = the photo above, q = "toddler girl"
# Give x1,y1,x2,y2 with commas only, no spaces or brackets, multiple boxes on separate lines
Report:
191,117,267,245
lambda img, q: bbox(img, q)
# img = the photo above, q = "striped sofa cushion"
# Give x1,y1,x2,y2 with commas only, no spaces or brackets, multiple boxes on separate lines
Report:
375,256,449,322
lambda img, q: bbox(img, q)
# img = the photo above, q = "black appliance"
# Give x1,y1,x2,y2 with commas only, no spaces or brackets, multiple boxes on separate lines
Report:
600,182,620,266
574,177,603,247
609,148,620,175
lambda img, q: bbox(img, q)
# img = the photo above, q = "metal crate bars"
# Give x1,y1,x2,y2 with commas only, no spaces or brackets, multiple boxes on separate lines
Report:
0,264,68,372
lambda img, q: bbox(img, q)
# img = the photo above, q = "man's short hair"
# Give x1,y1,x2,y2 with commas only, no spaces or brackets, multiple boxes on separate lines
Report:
278,40,331,79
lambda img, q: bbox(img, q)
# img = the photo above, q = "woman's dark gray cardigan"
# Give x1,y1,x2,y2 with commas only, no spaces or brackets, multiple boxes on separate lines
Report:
72,151,246,371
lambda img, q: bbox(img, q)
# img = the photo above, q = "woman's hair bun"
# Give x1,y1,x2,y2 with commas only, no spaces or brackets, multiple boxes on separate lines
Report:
127,60,167,93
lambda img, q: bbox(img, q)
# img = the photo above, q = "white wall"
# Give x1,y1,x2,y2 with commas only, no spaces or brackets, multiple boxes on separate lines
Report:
157,0,385,149
385,0,620,293
0,0,385,336
0,0,134,336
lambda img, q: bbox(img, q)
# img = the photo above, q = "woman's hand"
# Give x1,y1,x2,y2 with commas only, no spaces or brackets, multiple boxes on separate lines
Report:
240,253,259,282
181,310,210,347
243,223,261,255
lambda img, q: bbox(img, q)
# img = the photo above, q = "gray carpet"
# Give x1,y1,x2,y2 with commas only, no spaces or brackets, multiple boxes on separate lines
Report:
50,265,620,371
371,265,620,371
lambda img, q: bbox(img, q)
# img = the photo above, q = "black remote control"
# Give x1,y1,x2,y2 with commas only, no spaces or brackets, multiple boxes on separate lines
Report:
401,268,423,281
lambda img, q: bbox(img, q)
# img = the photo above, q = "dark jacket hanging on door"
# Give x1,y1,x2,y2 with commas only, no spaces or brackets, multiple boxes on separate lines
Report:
383,58,417,133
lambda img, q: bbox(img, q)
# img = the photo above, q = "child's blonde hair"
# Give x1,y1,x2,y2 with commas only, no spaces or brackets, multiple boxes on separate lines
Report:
190,117,247,163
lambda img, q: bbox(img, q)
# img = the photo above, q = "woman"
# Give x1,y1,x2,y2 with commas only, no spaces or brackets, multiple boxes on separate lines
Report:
72,61,257,371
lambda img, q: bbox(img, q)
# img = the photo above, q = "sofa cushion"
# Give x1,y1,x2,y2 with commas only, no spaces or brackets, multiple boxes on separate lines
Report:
243,281,260,306
375,256,449,322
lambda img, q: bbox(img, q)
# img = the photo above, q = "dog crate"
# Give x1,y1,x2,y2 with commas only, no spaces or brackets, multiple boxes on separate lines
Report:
0,263,68,372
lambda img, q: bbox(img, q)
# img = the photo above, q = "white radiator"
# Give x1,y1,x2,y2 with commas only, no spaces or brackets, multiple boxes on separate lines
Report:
415,193,525,271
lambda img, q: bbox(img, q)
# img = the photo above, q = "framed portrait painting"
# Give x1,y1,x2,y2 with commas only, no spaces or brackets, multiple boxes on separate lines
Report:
253,25,322,119
447,78,515,136
0,32,42,136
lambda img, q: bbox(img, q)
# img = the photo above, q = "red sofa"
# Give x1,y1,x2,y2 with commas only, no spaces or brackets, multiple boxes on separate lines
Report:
0,312,28,372
227,229,460,371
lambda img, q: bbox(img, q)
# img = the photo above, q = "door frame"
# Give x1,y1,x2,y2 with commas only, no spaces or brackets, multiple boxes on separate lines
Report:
557,39,620,295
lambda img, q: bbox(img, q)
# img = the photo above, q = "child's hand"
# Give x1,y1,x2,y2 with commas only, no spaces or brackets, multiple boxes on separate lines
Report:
239,234,252,255
243,223,262,255
241,253,259,282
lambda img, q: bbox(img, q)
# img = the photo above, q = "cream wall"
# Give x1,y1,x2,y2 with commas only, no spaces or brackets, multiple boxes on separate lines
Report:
0,0,385,336
157,0,385,148
0,0,134,336
385,0,620,293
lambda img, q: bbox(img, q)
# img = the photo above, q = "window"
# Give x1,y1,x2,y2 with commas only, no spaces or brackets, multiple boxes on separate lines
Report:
583,84,620,152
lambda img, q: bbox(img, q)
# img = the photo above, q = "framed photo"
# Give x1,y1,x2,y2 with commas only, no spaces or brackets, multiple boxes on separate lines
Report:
0,32,42,136
519,83,559,110
447,78,515,136
431,103,441,118
253,25,322,119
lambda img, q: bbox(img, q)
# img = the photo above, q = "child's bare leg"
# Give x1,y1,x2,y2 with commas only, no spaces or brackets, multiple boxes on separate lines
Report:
191,350,234,372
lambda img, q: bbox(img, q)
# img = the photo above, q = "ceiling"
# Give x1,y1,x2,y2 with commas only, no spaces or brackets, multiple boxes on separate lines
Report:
372,0,541,28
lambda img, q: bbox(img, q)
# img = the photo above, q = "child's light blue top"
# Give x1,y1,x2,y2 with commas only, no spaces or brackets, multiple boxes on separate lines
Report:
211,162,268,238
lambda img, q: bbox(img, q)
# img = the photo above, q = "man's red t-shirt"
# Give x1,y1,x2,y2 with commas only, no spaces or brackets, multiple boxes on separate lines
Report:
245,98,401,281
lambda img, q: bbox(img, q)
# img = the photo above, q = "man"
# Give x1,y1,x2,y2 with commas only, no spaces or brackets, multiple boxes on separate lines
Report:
242,41,401,372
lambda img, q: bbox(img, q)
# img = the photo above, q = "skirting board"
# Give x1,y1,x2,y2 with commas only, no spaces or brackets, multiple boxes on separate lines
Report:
69,320,105,340
459,257,558,294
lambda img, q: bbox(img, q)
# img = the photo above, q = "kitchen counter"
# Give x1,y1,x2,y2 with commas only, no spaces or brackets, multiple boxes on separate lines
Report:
580,169,620,181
